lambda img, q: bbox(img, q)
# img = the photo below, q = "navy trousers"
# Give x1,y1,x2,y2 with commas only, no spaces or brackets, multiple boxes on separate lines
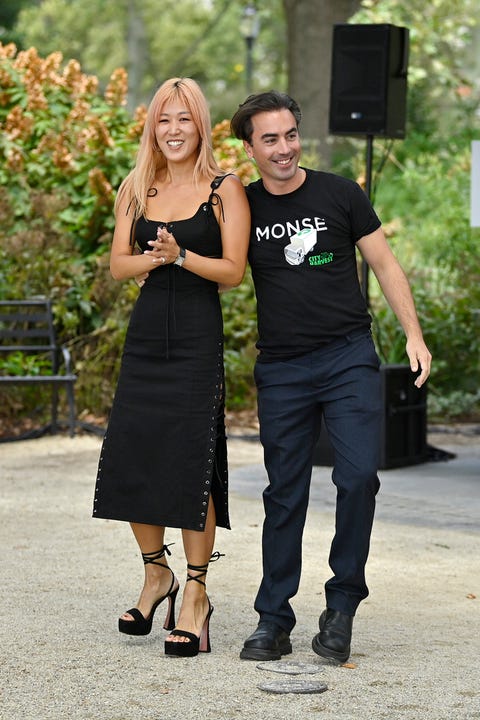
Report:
253,331,382,633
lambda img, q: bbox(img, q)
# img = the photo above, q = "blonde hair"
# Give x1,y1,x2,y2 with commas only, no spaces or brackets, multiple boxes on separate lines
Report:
116,77,223,218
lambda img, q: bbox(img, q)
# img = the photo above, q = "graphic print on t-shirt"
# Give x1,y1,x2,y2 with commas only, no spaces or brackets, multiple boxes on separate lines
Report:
284,227,317,266
252,214,329,268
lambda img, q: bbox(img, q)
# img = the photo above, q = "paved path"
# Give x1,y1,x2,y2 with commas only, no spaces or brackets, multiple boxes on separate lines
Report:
230,435,480,532
0,431,479,719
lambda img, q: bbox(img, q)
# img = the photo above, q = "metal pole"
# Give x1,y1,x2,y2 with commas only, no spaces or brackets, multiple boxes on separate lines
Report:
245,36,254,94
361,134,374,306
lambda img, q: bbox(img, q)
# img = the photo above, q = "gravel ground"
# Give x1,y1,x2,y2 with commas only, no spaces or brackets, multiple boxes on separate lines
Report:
1,430,479,720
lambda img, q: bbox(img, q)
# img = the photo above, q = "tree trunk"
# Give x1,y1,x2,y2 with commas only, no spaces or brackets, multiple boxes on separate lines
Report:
283,0,362,168
127,0,148,110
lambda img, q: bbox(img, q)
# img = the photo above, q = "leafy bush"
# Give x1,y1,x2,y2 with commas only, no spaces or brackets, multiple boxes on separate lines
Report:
221,268,258,409
366,142,480,421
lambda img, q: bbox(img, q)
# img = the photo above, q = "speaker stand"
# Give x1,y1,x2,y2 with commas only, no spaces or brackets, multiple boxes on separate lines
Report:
361,133,375,306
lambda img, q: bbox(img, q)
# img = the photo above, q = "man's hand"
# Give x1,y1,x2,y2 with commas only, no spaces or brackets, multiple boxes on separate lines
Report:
135,271,149,288
406,337,432,388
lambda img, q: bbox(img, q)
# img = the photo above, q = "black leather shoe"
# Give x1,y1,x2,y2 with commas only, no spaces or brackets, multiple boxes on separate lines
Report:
240,620,292,661
311,608,353,663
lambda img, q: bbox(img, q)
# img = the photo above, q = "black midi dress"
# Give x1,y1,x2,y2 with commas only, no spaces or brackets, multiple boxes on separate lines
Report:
93,177,230,531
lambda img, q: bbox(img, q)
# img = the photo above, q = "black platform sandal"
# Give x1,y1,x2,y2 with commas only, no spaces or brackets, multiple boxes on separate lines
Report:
164,552,223,657
119,544,179,636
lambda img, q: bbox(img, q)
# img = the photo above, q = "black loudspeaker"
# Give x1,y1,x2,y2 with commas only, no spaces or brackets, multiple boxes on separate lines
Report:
329,24,409,138
378,364,427,469
313,364,428,470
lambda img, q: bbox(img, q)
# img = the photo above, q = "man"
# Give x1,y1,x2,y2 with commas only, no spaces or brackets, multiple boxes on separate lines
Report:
230,91,431,663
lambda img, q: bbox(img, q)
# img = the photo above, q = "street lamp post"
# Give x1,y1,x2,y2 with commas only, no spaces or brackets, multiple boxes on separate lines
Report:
241,5,259,95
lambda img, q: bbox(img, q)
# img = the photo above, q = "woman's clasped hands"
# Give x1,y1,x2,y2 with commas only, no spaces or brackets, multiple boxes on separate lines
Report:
145,226,179,265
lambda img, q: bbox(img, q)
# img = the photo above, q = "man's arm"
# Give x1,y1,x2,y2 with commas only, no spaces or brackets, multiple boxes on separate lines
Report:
357,227,432,388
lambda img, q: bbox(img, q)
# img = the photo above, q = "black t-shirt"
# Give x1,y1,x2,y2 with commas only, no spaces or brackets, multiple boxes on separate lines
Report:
246,168,382,361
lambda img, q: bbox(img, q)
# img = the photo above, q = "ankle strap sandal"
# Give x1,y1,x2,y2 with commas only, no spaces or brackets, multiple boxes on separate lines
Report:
165,552,223,657
119,543,178,637
141,542,175,568
186,550,225,586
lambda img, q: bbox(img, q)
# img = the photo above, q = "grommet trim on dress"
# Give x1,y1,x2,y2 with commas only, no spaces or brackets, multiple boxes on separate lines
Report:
92,433,108,514
194,339,229,531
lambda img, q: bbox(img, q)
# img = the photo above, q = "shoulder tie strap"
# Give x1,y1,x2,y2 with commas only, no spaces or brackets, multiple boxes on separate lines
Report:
208,173,235,223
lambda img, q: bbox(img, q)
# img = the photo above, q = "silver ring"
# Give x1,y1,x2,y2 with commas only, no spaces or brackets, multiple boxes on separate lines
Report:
160,256,166,264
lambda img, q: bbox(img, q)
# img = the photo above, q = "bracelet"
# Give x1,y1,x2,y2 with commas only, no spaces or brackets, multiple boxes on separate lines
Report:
174,247,186,267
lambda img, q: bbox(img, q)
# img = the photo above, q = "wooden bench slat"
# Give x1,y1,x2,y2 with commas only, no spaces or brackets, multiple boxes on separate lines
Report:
0,310,50,322
0,345,55,352
0,299,51,306
0,375,77,382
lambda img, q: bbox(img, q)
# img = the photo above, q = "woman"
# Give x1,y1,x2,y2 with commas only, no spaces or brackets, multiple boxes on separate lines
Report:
93,78,250,657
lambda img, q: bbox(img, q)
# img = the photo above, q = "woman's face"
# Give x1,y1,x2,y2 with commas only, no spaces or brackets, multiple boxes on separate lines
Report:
155,100,200,163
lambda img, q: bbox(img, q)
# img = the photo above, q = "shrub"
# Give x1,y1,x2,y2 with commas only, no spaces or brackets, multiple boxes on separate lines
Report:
368,144,480,421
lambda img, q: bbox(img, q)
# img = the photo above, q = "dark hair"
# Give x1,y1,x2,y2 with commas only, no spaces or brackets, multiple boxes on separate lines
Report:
230,91,302,143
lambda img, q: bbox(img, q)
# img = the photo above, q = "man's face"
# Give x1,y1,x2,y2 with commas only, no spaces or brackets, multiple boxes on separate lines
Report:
243,109,301,191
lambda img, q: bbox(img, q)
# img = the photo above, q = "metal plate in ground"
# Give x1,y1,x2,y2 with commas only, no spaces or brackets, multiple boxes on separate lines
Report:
256,660,322,675
258,679,328,695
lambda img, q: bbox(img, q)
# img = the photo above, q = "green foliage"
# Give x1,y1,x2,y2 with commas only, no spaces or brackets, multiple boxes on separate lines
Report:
355,0,478,87
0,351,51,376
0,0,30,46
0,46,140,255
14,0,287,120
221,269,258,409
0,347,55,434
365,140,480,421
427,389,480,421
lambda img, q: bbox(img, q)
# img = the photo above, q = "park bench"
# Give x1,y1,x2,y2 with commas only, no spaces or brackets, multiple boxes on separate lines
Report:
0,298,77,438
